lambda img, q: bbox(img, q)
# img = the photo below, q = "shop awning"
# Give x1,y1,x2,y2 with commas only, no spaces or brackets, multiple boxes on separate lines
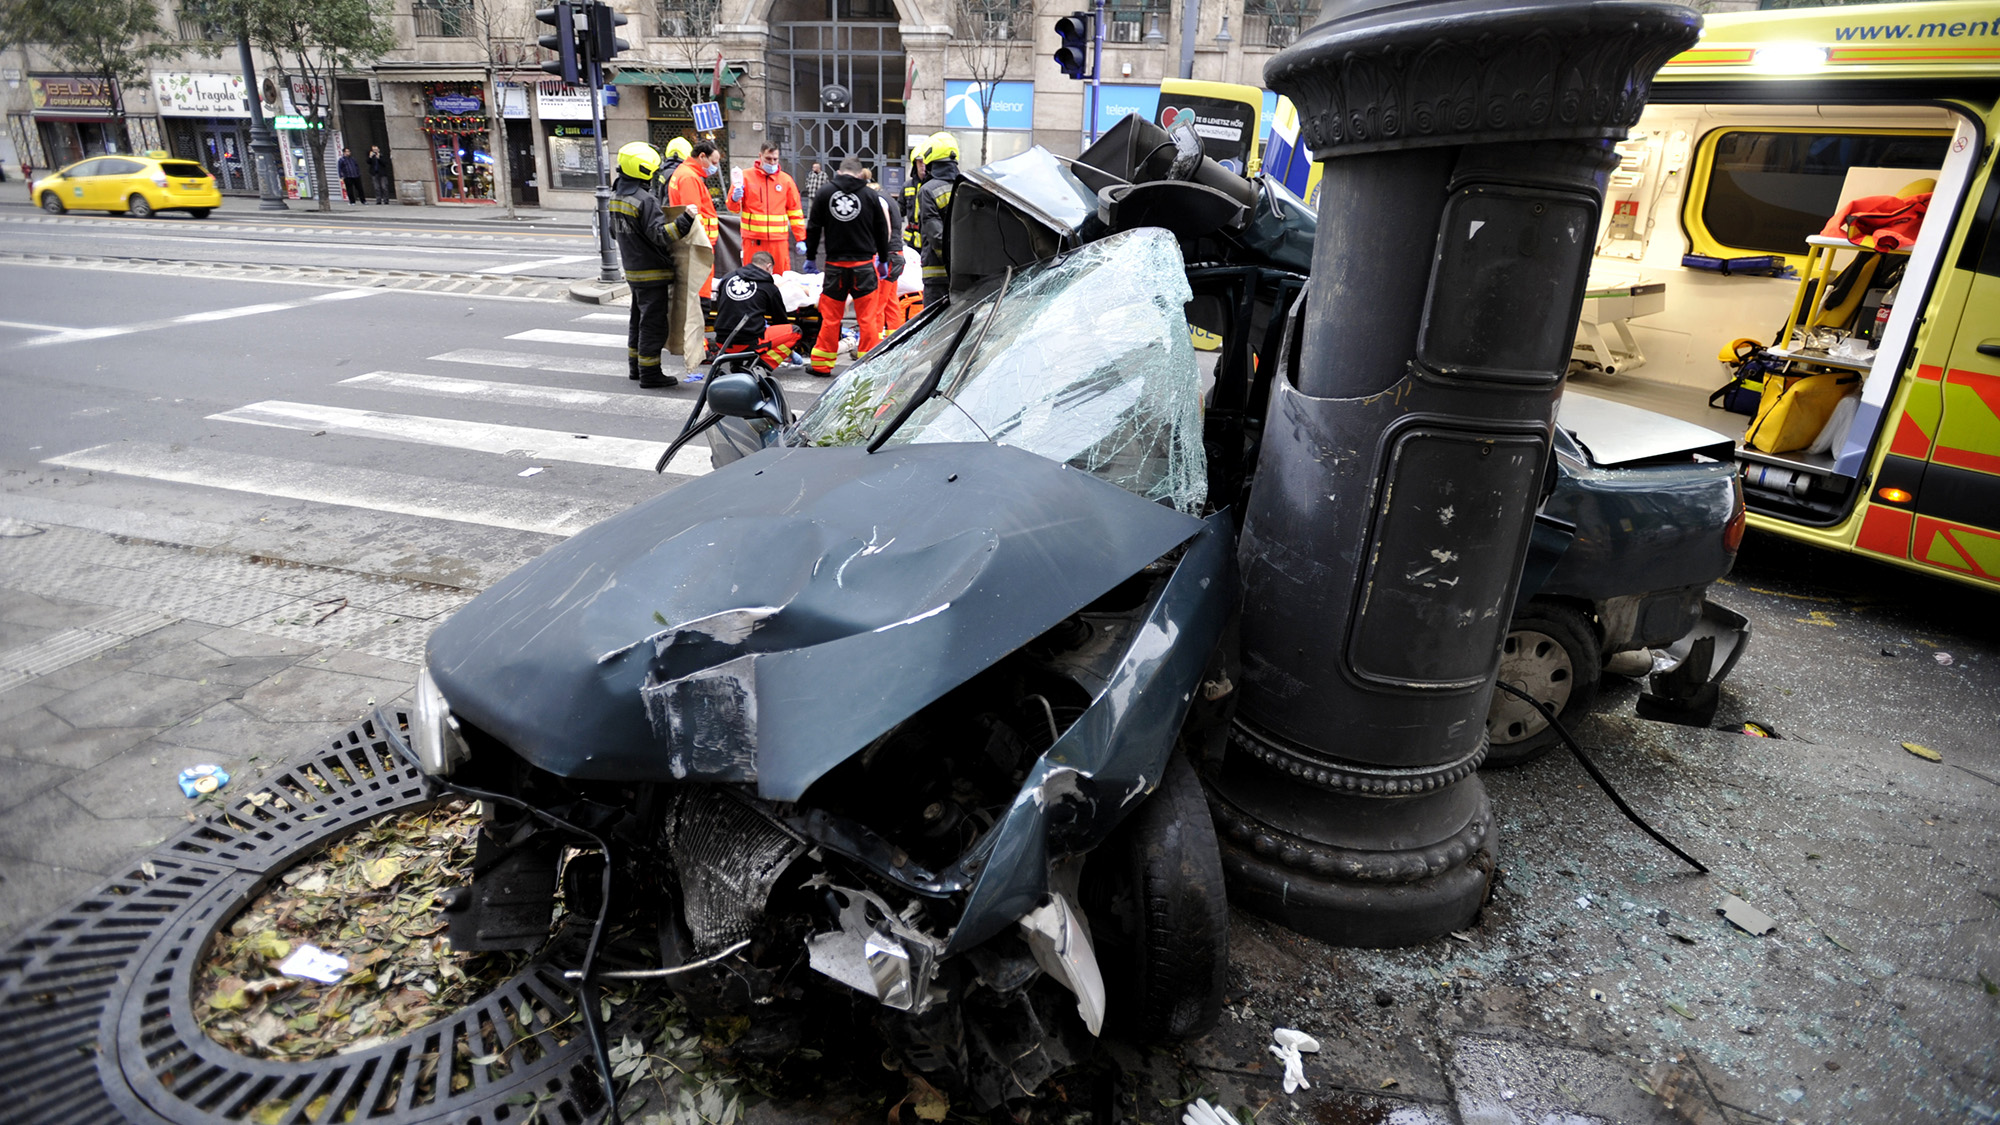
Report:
611,68,741,87
372,65,487,82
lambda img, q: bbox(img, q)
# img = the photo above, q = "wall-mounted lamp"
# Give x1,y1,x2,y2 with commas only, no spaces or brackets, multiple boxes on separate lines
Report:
1145,12,1165,43
1215,16,1233,44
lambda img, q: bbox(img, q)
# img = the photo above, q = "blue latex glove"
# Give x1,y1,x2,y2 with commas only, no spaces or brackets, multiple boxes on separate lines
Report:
795,240,808,257
801,259,819,275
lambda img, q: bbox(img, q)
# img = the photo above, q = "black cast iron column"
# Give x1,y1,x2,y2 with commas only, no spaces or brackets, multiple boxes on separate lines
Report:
1209,0,1699,947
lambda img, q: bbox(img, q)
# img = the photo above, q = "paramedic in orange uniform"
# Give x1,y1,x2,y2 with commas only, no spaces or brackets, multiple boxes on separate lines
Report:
731,141,807,275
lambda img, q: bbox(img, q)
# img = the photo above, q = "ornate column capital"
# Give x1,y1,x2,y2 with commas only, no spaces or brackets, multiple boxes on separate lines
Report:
1267,1,1700,156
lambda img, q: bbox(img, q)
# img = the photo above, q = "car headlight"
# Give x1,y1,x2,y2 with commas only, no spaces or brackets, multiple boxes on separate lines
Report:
412,665,471,775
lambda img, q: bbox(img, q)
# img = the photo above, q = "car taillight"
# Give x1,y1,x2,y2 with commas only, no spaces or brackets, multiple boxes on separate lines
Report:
1723,479,1747,554
151,173,168,188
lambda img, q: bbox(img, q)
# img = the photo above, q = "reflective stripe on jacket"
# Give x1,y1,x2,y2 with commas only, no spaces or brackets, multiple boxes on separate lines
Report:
609,175,693,287
733,165,806,243
667,162,718,246
916,160,959,279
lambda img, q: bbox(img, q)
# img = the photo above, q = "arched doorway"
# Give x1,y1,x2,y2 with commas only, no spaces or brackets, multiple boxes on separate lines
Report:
766,0,907,187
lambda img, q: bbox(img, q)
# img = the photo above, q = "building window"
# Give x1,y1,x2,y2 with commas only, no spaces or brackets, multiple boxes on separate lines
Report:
1243,0,1322,49
175,1,230,41
656,1,719,38
833,0,895,20
414,0,473,38
1105,0,1167,45
952,0,1030,42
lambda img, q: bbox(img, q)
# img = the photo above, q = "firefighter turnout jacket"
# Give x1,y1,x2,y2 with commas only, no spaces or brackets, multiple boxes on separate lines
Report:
916,158,960,289
732,164,806,249
714,262,789,346
806,172,894,266
608,174,695,287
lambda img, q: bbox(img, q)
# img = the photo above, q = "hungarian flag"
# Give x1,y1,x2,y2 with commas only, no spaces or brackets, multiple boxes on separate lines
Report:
711,51,724,100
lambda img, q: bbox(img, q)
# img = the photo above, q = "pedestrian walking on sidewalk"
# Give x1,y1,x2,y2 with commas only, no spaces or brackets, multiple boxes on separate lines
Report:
337,149,364,204
367,146,391,204
802,160,826,200
609,142,698,389
804,156,894,375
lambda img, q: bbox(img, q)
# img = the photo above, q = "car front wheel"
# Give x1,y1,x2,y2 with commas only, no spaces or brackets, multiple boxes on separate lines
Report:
1484,603,1601,768
128,194,155,218
40,192,64,214
189,208,212,218
1081,751,1228,1041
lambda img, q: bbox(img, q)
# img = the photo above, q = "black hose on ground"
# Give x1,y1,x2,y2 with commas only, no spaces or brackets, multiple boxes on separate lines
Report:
1491,681,1709,875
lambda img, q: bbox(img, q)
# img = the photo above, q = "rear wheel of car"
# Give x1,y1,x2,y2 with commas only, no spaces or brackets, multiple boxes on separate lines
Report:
1484,603,1600,768
128,194,155,218
39,192,63,214
189,208,211,218
1082,751,1228,1041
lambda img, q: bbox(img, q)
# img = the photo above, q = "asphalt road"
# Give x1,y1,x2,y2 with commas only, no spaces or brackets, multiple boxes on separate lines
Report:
0,204,831,587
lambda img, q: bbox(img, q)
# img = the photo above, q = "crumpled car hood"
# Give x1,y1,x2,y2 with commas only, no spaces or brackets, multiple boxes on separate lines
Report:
428,442,1204,799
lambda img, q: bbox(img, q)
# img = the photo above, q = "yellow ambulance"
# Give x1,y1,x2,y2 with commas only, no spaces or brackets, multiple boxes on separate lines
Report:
1567,0,2000,591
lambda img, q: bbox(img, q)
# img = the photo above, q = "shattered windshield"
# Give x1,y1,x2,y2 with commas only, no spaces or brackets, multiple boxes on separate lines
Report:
793,228,1207,513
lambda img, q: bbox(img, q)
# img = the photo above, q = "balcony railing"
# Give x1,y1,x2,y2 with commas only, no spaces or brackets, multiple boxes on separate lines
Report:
1242,2,1321,49
414,1,472,38
176,6,230,41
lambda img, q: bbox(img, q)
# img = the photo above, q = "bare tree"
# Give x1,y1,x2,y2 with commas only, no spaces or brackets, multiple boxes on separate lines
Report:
460,0,536,218
652,0,725,163
229,0,395,211
950,0,1030,167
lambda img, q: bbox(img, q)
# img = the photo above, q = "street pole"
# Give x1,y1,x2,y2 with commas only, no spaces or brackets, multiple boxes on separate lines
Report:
236,31,289,211
582,6,617,283
1087,0,1105,145
1208,0,1699,948
1177,0,1198,80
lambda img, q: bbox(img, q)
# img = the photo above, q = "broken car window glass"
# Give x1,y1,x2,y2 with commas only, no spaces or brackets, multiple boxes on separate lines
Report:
796,227,1208,513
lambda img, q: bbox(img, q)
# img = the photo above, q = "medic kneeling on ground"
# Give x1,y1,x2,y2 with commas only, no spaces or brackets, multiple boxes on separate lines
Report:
712,249,802,369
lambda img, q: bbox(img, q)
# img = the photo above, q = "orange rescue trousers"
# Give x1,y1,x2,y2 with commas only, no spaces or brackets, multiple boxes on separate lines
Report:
810,259,884,373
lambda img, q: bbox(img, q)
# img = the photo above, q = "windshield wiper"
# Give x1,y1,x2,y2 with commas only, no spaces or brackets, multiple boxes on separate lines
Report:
866,267,1013,454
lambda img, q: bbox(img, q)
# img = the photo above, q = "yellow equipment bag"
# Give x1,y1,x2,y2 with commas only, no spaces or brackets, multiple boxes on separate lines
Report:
1743,371,1858,454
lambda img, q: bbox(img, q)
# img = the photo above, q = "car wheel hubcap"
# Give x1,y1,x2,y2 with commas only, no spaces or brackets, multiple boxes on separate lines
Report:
1487,628,1574,745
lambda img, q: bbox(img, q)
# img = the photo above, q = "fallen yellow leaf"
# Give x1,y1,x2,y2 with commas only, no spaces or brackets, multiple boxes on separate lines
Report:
364,857,404,889
1901,741,1942,762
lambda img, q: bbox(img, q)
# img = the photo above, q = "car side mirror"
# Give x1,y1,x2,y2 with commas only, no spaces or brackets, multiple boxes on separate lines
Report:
706,371,784,427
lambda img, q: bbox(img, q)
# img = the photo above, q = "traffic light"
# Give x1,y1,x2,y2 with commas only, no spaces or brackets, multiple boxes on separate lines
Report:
1054,12,1093,80
588,1,629,64
536,3,578,86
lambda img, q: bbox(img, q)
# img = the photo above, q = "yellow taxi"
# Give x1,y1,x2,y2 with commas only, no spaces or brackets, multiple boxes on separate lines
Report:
33,150,222,218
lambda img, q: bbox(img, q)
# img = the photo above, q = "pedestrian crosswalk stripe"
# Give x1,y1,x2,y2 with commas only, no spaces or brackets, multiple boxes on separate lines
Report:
430,348,627,377
211,400,713,477
341,371,695,421
43,443,623,537
574,311,627,323
505,328,627,349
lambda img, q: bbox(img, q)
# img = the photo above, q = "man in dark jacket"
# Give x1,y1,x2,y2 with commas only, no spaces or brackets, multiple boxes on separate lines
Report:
713,250,801,369
609,141,697,389
366,146,391,204
804,156,894,374
915,132,961,306
337,148,363,204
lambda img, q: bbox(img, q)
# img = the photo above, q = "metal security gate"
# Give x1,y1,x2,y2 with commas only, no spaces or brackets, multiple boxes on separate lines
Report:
769,19,905,184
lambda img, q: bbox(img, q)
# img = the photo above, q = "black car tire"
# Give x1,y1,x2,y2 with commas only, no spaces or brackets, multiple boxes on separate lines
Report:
190,208,212,218
129,194,154,218
40,192,63,214
1483,602,1601,768
1082,751,1228,1041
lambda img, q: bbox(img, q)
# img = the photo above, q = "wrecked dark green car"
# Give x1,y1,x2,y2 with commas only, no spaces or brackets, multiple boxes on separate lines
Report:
394,215,1250,1109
